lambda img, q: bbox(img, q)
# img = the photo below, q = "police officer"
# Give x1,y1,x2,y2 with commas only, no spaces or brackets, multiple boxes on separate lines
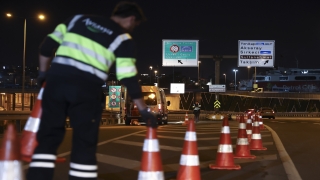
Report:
193,101,201,123
27,2,156,180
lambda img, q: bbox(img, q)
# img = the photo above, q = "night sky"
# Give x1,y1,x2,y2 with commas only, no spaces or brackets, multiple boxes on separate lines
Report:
1,0,320,82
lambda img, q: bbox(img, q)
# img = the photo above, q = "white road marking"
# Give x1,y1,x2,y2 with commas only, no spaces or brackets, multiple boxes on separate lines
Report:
113,140,182,151
56,130,146,158
264,125,302,180
95,153,277,172
157,130,227,134
23,130,147,170
133,133,271,141
112,139,273,151
22,124,277,175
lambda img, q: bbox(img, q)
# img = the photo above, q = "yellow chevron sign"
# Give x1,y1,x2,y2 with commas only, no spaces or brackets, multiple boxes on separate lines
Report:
214,100,221,108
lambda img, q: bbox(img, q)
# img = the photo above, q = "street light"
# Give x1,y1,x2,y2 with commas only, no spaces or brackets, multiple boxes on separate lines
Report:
154,70,157,84
223,73,226,84
149,66,152,83
6,13,45,110
233,69,238,91
247,66,251,79
198,60,201,87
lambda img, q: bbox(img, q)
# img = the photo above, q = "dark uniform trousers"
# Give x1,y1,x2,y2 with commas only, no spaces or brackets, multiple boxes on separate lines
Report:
27,74,102,180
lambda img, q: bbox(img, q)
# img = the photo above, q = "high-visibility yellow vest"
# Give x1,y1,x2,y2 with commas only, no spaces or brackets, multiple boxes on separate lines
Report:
46,14,137,81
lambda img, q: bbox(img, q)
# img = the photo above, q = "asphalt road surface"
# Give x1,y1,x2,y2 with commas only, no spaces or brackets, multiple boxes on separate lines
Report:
264,118,320,180
19,118,297,180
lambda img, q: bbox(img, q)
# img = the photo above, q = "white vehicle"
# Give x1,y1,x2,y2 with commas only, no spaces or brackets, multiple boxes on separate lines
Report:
121,85,170,125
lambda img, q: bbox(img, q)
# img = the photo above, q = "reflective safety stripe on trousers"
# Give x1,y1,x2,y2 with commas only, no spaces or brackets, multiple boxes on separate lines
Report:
29,154,57,168
69,162,98,178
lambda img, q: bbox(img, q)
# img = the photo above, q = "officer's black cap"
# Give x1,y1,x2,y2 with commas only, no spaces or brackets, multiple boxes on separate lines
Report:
112,1,146,22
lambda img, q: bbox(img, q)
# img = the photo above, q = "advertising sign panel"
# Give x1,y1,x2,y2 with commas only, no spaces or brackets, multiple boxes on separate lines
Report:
170,83,185,94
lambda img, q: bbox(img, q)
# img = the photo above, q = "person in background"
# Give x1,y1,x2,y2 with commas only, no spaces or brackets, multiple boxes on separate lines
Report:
27,2,157,180
193,101,201,123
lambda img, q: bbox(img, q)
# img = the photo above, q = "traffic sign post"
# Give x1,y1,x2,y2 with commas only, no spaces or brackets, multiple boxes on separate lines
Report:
209,85,226,93
238,40,275,68
214,99,221,113
214,93,221,113
162,40,199,67
214,100,221,108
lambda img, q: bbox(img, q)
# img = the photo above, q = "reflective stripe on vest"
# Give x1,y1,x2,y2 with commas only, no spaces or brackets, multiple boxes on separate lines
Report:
50,17,136,81
61,41,112,68
108,33,132,52
116,57,137,80
52,56,108,81
48,24,67,44
67,15,83,31
57,33,113,71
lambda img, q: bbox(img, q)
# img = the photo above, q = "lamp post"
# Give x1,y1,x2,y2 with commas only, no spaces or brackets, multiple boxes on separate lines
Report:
149,66,152,83
247,66,251,79
223,73,226,84
6,13,45,111
198,60,201,87
154,70,157,84
233,69,238,91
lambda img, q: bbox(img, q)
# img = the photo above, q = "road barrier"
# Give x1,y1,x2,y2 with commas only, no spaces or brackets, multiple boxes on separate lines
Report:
0,111,121,135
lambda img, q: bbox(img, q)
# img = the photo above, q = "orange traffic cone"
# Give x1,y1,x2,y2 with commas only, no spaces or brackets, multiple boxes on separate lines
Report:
246,115,253,143
234,115,256,159
236,114,240,122
258,113,265,130
244,114,248,124
250,115,267,150
138,127,164,180
209,117,241,170
183,112,189,125
20,83,66,163
177,119,201,180
0,123,24,179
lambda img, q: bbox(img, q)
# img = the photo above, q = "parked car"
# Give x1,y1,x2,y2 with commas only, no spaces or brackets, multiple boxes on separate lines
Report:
257,107,275,119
